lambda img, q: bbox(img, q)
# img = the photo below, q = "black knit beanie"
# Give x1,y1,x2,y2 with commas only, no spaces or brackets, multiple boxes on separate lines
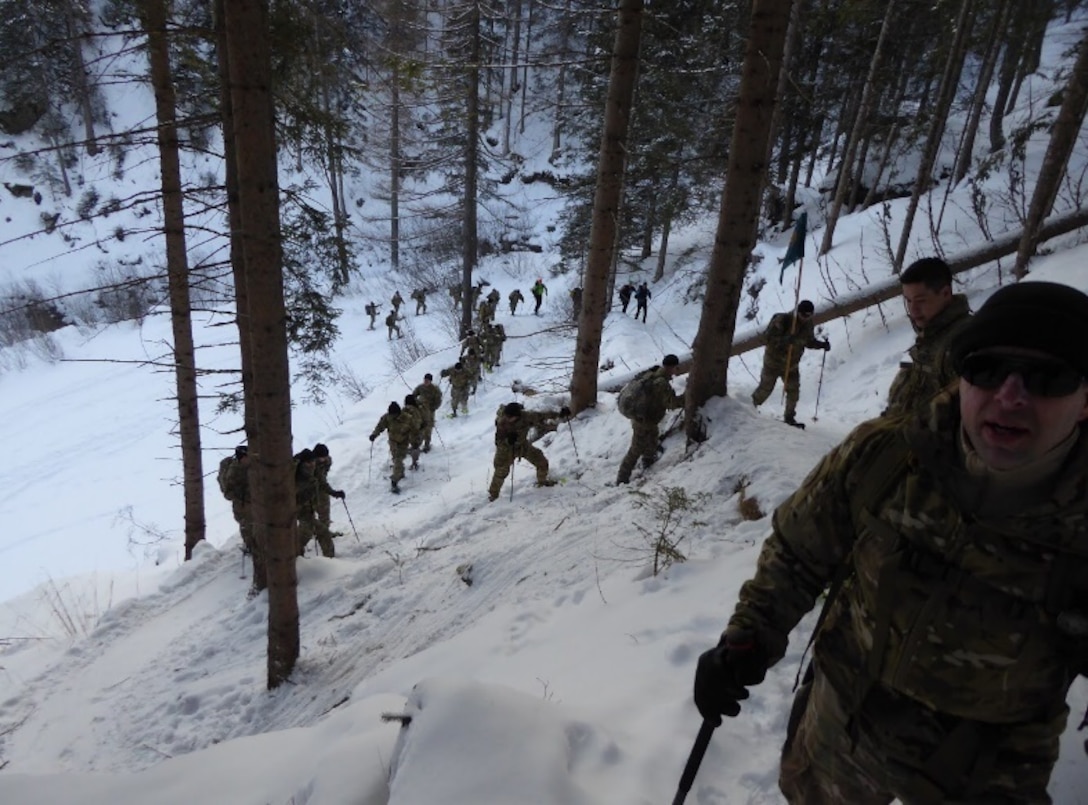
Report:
951,282,1088,376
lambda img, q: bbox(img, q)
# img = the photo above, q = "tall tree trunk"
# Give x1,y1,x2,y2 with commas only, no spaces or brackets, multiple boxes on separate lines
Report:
390,60,402,271
1014,28,1088,277
214,0,260,587
503,0,522,156
140,0,206,562
64,0,98,156
460,1,482,338
550,0,571,161
685,0,794,441
953,0,1010,184
894,0,975,272
222,0,299,690
569,0,643,414
820,0,895,255
989,1,1029,152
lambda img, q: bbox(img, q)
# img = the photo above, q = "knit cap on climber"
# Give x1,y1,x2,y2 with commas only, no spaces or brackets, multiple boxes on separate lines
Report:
951,281,1088,377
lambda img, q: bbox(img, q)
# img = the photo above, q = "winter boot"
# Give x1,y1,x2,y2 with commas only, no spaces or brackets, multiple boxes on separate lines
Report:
536,477,557,488
391,478,401,494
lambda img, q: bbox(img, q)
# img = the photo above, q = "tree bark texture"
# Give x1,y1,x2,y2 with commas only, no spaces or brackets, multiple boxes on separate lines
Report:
141,0,207,562
569,0,643,413
1015,27,1088,277
684,0,794,441
221,0,300,689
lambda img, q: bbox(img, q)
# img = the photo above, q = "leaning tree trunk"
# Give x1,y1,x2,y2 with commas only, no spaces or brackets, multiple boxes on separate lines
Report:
141,0,206,561
221,0,300,690
1015,27,1088,277
460,2,482,338
684,0,795,442
569,0,643,414
894,0,974,272
820,0,895,255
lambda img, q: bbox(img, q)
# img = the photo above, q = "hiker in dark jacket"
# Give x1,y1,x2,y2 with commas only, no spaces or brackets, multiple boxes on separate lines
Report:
634,282,651,322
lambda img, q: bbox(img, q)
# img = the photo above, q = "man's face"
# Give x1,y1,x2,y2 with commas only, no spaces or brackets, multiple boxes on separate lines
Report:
901,282,952,329
959,347,1088,470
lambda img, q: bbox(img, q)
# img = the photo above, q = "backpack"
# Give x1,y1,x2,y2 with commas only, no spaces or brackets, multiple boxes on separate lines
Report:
218,456,236,501
617,369,658,419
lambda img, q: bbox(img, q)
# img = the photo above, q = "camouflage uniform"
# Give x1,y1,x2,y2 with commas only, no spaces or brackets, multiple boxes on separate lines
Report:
402,401,424,469
223,456,262,582
509,289,524,315
477,299,494,328
296,458,338,557
485,323,505,368
728,391,1088,803
413,380,443,451
391,290,404,313
616,367,684,484
462,349,481,394
751,311,826,422
365,302,379,330
487,406,565,501
370,409,416,491
411,288,427,314
385,311,402,340
449,284,462,309
884,294,971,417
440,364,472,416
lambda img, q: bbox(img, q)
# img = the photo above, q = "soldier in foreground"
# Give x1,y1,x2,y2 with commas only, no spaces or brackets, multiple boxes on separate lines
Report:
884,256,972,416
616,354,684,484
693,281,1088,803
487,401,569,501
751,299,830,427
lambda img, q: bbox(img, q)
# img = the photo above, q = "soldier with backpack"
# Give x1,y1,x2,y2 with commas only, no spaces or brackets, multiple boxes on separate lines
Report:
616,354,684,484
440,362,472,417
691,282,1088,803
509,288,524,315
751,299,830,427
219,444,263,588
370,402,415,493
413,373,443,451
295,448,342,557
410,287,428,315
365,302,380,330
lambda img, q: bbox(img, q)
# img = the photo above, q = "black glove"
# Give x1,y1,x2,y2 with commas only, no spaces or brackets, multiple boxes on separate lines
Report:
559,406,571,418
369,434,377,442
820,339,831,351
331,489,346,500
505,431,518,445
693,628,768,725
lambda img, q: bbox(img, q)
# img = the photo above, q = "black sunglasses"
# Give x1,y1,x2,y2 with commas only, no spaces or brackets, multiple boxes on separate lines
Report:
959,353,1086,398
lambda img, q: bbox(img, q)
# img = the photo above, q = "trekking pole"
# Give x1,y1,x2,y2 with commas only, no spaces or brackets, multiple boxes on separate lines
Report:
368,441,374,486
813,348,828,422
509,457,516,502
672,720,716,805
566,417,580,461
341,499,361,542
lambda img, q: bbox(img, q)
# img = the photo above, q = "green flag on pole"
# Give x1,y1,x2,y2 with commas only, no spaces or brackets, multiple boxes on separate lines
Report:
779,211,807,283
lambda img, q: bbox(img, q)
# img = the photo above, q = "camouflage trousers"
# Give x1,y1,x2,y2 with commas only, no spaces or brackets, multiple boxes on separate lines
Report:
420,409,435,449
779,669,1062,804
489,443,549,498
617,421,660,483
752,361,801,420
233,500,265,586
450,386,469,415
387,440,409,483
297,507,335,558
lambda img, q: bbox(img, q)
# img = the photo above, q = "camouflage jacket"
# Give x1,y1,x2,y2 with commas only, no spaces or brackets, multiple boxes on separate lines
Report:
440,364,472,392
884,294,971,417
730,391,1088,727
761,312,822,371
631,367,684,423
494,408,563,452
370,411,416,445
509,290,524,305
223,458,250,504
414,382,443,412
391,291,404,309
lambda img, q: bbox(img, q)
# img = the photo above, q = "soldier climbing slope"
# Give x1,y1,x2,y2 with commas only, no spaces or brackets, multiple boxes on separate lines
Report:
410,287,428,315
385,310,403,340
365,301,380,330
616,354,684,485
487,401,570,502
311,443,345,546
413,373,443,452
439,361,472,417
369,402,415,494
751,299,830,427
509,288,524,315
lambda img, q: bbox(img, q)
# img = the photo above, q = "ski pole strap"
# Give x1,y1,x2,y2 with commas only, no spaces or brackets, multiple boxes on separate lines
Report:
672,720,715,805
